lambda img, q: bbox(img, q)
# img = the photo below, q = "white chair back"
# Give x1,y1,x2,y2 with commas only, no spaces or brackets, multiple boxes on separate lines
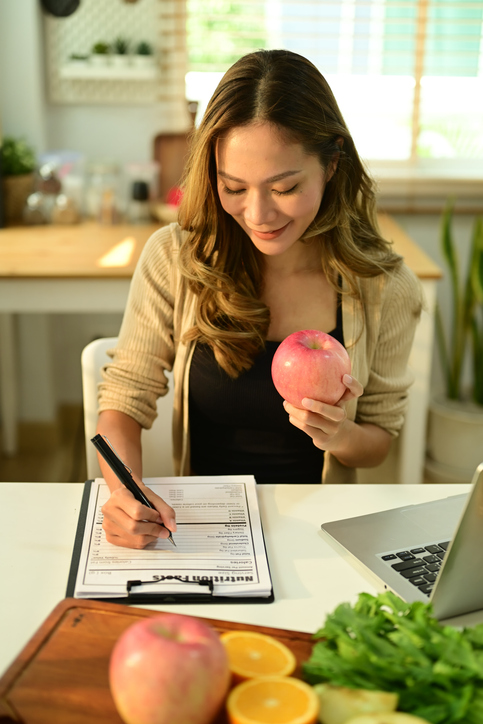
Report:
81,337,174,479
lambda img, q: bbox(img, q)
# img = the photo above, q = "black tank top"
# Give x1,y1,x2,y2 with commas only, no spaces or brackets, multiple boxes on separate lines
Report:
189,302,344,483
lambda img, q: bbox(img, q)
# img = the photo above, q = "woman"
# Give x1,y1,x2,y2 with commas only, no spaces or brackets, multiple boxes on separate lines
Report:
97,49,423,548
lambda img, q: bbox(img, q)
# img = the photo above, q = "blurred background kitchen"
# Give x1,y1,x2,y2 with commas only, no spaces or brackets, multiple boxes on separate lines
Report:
1,0,482,485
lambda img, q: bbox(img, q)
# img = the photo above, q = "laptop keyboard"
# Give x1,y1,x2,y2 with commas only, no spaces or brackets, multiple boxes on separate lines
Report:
380,541,450,596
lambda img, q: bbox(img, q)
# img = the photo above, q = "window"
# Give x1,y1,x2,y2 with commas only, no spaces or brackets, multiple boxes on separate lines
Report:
185,0,483,170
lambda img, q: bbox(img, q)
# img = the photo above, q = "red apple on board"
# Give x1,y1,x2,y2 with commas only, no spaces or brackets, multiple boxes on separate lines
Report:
271,330,351,407
109,613,231,724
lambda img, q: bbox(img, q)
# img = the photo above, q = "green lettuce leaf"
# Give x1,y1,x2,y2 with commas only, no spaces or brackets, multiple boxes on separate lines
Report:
302,592,483,724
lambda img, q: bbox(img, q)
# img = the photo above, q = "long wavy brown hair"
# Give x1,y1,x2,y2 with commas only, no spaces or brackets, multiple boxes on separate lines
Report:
178,49,401,377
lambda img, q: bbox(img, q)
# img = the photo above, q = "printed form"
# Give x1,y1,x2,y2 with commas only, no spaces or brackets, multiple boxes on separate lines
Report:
72,475,273,599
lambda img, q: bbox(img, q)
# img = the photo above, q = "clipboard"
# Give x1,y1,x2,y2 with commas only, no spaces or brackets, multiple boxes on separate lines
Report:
66,479,275,605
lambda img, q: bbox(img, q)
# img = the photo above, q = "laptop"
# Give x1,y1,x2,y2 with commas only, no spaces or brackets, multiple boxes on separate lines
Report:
321,462,483,620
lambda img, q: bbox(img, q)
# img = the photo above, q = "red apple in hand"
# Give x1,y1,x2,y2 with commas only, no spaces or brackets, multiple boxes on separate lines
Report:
109,613,231,724
271,330,351,406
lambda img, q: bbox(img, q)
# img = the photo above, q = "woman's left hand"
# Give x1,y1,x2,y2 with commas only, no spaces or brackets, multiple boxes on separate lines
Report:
283,374,363,452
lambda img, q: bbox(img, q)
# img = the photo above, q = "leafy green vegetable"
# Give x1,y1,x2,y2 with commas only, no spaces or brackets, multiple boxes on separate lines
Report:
302,592,483,724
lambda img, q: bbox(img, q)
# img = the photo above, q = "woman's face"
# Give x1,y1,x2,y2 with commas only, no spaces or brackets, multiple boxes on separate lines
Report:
215,122,334,258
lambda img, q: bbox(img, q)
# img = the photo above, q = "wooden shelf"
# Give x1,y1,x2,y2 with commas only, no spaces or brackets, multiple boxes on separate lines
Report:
60,63,158,81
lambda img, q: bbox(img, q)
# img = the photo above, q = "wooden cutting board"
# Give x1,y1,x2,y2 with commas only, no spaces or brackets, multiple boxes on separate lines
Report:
0,599,315,724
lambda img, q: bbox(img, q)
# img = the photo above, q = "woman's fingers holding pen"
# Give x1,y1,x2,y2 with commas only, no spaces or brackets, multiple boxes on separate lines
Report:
144,488,178,535
102,488,176,549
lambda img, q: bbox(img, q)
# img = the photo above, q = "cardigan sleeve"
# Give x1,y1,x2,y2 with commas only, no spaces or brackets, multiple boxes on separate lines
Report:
97,225,180,429
354,263,424,437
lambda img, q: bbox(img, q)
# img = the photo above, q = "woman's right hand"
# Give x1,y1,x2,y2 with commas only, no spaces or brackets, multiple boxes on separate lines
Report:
101,484,177,549
96,410,176,549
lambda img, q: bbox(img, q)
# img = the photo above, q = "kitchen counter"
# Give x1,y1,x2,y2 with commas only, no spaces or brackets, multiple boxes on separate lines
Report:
0,215,440,278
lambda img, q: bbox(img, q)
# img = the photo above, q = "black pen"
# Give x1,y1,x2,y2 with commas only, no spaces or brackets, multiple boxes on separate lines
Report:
91,433,176,546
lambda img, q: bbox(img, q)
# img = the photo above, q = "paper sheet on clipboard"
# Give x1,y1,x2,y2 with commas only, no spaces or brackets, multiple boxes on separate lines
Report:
71,475,273,601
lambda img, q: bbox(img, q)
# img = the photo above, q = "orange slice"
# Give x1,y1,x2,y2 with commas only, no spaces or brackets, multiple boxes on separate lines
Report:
220,630,297,681
226,675,319,724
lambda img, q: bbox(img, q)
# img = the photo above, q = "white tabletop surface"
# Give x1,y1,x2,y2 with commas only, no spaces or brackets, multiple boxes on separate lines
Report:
1,481,481,679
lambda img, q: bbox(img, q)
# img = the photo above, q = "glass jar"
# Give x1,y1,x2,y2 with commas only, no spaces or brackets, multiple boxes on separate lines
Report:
85,161,121,222
23,193,48,225
51,193,81,225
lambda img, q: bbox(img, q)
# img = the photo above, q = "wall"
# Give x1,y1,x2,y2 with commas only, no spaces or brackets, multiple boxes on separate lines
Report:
0,1,47,151
0,1,184,160
0,1,477,423
0,1,183,422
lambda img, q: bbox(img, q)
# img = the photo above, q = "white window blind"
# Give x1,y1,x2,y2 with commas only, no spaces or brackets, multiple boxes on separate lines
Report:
185,0,483,166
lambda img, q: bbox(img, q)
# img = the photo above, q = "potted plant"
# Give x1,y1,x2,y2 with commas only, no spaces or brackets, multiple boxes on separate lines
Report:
112,37,130,68
133,40,154,68
1,136,37,225
69,52,89,67
90,41,111,67
426,203,483,482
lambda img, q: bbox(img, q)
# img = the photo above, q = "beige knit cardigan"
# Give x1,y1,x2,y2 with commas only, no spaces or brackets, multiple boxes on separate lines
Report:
98,223,423,484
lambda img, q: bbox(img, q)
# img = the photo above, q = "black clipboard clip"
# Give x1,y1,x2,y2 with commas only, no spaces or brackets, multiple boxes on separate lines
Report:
127,575,214,596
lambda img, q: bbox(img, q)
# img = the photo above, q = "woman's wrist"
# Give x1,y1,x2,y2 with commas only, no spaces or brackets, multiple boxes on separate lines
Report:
329,420,392,469
326,418,358,466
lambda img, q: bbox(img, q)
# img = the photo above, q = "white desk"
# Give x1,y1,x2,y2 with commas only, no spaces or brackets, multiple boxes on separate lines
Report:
1,481,480,679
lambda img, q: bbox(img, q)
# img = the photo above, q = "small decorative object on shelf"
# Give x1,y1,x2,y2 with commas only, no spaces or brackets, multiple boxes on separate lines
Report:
69,52,89,67
133,40,154,68
90,41,111,66
45,0,160,103
112,37,131,67
61,38,157,80
136,41,152,55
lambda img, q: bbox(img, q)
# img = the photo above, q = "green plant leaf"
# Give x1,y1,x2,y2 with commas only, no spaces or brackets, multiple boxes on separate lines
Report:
1,136,37,176
136,41,153,55
467,216,483,405
302,592,483,724
435,303,455,398
438,203,466,400
441,204,458,290
114,37,129,54
470,316,483,405
92,41,110,54
471,217,483,303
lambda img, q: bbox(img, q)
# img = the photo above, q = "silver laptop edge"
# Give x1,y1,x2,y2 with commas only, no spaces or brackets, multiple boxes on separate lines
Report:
321,463,483,620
